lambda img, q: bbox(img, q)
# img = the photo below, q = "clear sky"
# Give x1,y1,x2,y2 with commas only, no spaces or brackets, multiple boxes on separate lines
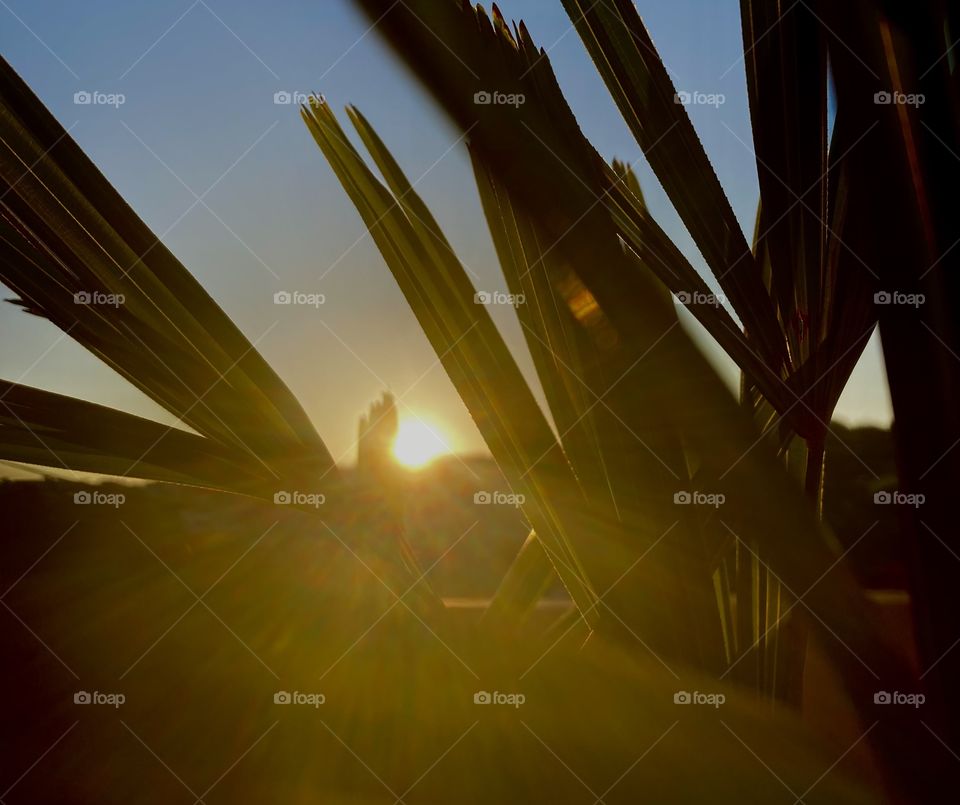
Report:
0,0,891,464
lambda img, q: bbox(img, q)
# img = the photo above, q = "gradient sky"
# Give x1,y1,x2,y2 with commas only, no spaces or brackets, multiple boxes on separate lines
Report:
0,0,892,465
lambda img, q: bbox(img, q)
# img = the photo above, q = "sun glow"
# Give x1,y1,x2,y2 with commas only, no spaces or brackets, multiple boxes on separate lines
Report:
392,418,452,468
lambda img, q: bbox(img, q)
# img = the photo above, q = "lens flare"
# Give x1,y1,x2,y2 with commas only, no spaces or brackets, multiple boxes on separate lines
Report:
391,418,452,468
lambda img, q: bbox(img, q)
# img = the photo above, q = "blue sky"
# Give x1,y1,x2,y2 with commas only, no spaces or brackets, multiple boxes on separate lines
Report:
0,0,891,463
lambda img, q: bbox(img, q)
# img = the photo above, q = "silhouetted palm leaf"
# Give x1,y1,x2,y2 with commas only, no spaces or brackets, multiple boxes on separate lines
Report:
0,55,334,490
331,2,933,799
0,379,266,491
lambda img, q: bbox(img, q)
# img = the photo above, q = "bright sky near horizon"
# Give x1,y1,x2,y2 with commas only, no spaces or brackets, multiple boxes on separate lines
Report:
0,0,892,466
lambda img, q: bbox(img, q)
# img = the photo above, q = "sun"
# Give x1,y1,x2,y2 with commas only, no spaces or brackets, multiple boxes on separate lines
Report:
392,418,452,469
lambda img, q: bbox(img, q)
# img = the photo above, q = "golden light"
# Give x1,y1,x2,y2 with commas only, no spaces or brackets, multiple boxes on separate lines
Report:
392,417,452,468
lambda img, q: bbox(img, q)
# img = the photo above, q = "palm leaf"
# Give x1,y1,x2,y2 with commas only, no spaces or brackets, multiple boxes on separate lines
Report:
302,97,600,621
341,4,929,799
0,55,334,487
560,0,787,371
0,379,268,491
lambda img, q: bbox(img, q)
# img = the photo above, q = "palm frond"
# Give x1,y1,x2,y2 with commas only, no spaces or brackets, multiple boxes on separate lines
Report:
302,97,600,621
561,0,788,371
0,379,268,491
0,55,334,487
335,5,930,799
